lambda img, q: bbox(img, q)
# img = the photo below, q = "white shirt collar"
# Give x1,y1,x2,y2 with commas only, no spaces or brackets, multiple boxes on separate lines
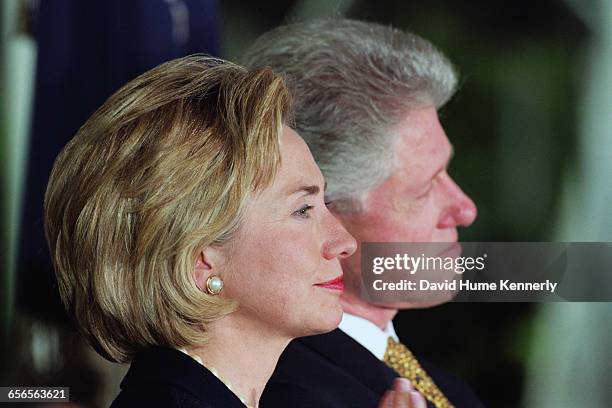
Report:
338,313,399,360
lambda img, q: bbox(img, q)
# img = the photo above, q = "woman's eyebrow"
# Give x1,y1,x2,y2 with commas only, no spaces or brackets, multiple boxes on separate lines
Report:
288,184,320,196
286,181,327,197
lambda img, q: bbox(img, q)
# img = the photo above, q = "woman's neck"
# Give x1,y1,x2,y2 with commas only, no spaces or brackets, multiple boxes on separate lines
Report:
186,316,290,408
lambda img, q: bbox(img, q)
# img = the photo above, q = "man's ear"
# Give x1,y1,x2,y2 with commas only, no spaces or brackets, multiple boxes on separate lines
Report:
193,248,219,291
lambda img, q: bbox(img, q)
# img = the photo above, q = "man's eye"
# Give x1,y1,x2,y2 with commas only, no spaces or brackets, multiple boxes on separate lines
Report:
293,205,314,218
416,181,436,199
419,189,432,199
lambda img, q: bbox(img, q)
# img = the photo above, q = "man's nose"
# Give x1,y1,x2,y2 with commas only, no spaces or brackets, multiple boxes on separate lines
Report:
437,174,477,229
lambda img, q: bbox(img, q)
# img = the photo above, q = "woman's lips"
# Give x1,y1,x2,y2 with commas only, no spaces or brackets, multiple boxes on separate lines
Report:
314,276,344,291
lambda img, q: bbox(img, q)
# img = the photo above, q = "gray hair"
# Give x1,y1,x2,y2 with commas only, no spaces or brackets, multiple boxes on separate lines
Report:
242,18,458,211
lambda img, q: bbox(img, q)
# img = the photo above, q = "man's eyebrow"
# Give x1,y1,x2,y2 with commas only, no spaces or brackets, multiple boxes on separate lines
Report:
444,144,455,169
432,144,455,178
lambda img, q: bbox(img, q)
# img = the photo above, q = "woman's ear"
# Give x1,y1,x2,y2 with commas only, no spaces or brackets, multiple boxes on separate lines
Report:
193,248,216,291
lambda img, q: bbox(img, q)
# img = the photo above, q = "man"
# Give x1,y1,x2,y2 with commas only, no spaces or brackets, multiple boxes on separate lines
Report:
243,18,483,408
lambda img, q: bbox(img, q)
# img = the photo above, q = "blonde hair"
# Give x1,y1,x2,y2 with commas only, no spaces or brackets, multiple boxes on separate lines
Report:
44,55,290,362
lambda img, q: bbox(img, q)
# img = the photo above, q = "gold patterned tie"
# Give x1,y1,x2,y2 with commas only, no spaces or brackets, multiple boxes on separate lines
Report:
383,337,454,408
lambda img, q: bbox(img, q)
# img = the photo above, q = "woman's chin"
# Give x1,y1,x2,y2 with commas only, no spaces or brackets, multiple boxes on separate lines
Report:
303,303,344,337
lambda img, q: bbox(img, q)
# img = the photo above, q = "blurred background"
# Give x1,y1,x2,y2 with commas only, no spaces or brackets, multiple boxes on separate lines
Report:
1,0,610,407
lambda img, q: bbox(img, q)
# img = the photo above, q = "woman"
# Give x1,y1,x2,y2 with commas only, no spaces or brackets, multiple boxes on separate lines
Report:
44,55,426,408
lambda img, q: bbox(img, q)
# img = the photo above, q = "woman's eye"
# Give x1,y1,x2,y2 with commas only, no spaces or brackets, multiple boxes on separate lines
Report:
324,200,333,207
293,205,314,218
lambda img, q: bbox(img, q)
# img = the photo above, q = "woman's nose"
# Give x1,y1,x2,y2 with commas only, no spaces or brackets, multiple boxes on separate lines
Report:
322,217,357,260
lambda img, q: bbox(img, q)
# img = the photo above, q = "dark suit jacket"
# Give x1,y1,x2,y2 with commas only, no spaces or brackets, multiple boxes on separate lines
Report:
111,347,246,408
260,329,485,408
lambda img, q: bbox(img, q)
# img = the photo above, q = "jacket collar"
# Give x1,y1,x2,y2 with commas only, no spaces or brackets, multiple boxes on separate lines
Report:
297,329,398,395
121,347,245,407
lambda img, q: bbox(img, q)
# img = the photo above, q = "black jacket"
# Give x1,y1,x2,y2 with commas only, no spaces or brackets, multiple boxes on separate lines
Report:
260,329,486,408
111,347,246,408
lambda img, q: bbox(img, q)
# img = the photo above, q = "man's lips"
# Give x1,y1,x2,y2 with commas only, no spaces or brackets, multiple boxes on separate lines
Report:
314,276,344,291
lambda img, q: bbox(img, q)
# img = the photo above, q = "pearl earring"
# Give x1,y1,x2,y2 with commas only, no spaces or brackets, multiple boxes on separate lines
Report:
205,275,224,295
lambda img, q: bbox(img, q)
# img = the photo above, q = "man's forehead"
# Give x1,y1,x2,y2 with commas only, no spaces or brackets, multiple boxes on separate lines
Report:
392,106,450,145
388,125,453,187
392,128,452,164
